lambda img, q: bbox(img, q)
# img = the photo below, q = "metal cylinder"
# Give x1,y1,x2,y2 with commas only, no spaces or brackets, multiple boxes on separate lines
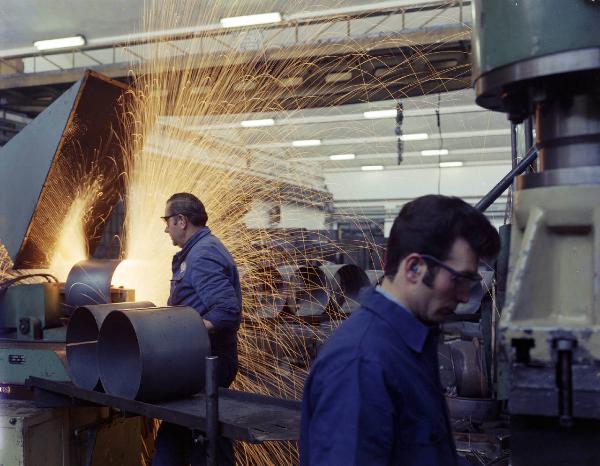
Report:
365,269,384,287
243,265,291,318
277,264,333,318
320,264,370,315
64,259,122,310
295,264,332,317
66,301,155,390
97,306,211,402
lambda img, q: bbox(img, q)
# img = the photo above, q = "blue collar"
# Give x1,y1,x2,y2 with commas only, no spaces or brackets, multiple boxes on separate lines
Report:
363,287,431,353
172,226,211,272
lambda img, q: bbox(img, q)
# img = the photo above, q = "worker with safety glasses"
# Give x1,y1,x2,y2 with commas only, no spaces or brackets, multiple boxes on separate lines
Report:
300,194,500,466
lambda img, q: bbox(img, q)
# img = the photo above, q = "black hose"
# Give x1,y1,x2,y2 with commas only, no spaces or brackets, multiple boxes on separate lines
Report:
0,273,59,290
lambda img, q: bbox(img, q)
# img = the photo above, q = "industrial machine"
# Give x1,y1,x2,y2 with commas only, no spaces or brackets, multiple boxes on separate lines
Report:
472,1,600,464
0,69,302,466
0,71,151,465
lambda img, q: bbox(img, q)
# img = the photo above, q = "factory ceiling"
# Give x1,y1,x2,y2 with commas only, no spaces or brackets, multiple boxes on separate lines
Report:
0,0,511,172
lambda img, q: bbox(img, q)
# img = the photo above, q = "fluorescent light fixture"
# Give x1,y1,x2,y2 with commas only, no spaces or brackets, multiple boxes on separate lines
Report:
220,12,282,28
421,149,449,156
292,139,321,147
361,165,384,171
329,153,355,161
400,133,428,141
240,118,275,128
439,161,464,168
325,72,353,83
363,109,397,119
34,35,86,51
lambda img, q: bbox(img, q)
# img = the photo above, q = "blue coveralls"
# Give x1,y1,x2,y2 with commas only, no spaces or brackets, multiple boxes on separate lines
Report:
300,287,459,466
153,227,242,466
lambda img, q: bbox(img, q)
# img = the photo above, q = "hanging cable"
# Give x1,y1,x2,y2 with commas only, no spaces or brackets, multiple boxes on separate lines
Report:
436,94,443,193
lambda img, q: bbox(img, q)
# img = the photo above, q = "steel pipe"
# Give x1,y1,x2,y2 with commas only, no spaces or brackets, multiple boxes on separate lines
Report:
365,269,384,287
242,265,291,318
475,144,538,212
320,264,370,314
97,306,211,402
66,301,155,390
295,263,332,317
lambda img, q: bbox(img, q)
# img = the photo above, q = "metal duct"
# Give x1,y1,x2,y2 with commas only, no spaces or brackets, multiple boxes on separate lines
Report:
0,71,130,268
243,265,291,318
64,259,121,310
293,263,332,317
66,301,155,390
365,269,384,287
97,306,211,402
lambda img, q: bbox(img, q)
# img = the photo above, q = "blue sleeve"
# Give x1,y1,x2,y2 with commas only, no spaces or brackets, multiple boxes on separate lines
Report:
189,254,241,331
301,357,396,466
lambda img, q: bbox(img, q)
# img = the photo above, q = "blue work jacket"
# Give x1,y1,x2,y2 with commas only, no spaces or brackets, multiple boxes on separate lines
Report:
300,287,458,466
168,227,242,387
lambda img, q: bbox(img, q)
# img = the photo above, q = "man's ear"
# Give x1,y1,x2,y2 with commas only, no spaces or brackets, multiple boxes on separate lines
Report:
403,254,423,284
179,215,189,229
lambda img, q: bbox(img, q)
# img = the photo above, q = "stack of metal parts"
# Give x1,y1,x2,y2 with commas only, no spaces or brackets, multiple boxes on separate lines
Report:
472,1,600,464
68,299,211,401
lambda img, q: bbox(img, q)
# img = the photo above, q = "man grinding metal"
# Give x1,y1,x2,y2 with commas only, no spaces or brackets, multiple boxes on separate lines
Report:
152,192,242,466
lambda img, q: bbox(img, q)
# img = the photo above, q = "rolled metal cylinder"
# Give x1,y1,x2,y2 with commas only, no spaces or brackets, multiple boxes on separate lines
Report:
365,269,384,287
66,301,155,390
242,265,291,318
294,263,332,317
320,264,370,315
64,259,121,310
97,306,211,402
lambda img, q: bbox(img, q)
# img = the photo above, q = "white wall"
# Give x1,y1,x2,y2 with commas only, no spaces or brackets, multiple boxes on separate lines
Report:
280,205,326,229
324,163,512,202
244,200,327,230
325,163,512,234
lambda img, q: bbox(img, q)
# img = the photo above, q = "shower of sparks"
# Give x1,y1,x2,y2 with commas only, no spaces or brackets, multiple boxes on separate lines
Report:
49,179,103,281
0,1,473,464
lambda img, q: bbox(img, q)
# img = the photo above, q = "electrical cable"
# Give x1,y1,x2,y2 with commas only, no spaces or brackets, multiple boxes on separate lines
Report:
0,273,59,290
436,93,443,194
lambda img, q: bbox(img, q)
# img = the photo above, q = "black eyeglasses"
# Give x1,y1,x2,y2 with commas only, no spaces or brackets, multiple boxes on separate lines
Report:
419,254,483,289
161,213,184,224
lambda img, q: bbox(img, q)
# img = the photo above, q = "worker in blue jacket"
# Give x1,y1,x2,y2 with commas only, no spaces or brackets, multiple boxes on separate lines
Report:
152,192,242,466
300,195,500,466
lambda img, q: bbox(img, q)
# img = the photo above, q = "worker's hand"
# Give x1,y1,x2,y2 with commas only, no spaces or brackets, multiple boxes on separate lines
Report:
203,318,215,333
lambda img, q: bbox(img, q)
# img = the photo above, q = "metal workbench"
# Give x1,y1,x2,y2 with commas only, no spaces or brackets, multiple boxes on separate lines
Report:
26,358,301,466
25,376,301,443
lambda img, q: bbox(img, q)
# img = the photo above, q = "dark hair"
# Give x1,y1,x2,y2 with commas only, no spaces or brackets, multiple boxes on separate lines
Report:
167,192,208,227
383,195,500,278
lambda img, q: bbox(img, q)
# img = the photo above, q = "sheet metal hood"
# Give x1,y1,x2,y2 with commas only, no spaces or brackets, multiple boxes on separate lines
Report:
0,70,130,268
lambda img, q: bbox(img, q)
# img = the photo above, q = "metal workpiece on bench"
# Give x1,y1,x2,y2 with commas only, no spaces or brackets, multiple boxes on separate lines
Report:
320,263,370,315
97,306,211,402
64,259,122,310
0,70,130,269
26,376,301,443
66,301,155,391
